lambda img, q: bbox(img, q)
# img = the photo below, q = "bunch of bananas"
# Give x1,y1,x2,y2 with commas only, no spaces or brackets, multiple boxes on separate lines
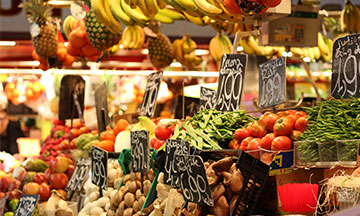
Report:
62,15,79,39
173,33,202,69
126,0,167,19
209,32,232,62
211,21,258,35
340,0,360,33
121,25,145,49
91,0,122,34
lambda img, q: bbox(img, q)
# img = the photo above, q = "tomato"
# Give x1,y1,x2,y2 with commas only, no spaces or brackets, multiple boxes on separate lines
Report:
234,128,251,141
94,140,114,152
79,126,90,134
59,139,70,150
22,182,40,195
295,111,307,116
72,119,83,129
261,133,276,150
69,138,77,149
250,122,267,138
285,110,297,115
91,130,98,135
247,138,263,159
70,128,80,140
39,182,51,200
291,130,301,141
151,138,165,150
50,173,69,189
271,136,292,151
273,117,294,136
155,126,172,141
113,119,129,135
287,114,300,126
295,117,309,132
259,113,280,132
100,130,116,142
66,165,75,178
33,173,46,184
229,138,241,149
240,137,253,151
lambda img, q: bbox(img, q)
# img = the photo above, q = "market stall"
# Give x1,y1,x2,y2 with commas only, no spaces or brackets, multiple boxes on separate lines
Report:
1,0,360,215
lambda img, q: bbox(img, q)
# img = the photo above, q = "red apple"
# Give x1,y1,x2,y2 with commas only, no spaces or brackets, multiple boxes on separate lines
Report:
6,189,21,200
8,180,21,191
0,177,15,192
50,173,69,189
39,182,51,200
22,182,40,195
50,156,69,173
66,165,75,178
33,173,46,184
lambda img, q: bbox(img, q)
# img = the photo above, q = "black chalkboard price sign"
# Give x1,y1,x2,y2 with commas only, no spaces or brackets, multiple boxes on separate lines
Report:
140,71,163,117
66,158,91,191
14,194,39,216
174,95,200,119
91,146,108,191
216,54,247,111
164,139,190,187
331,34,360,98
200,87,217,111
175,155,214,207
131,130,150,173
258,57,286,109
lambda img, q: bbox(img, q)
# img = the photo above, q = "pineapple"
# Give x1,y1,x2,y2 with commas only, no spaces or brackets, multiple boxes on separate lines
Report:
147,21,174,69
20,0,57,59
85,11,121,51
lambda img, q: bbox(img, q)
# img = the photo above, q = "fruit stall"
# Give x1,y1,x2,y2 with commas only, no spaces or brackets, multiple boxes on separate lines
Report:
1,0,360,215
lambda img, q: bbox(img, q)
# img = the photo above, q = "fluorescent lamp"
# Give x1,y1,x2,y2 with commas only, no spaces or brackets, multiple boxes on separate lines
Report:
303,57,311,62
237,46,244,52
170,62,182,67
48,0,73,6
194,49,209,55
0,41,16,46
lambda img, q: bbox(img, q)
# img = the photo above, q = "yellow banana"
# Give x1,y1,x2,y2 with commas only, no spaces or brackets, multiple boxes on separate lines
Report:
120,0,149,27
158,8,185,20
156,0,167,9
110,0,134,25
154,12,174,24
247,36,264,56
182,33,197,54
184,12,206,26
193,0,222,16
91,0,116,33
145,0,159,18
209,34,222,61
63,15,74,39
138,0,151,18
103,0,122,33
173,39,184,62
239,37,255,55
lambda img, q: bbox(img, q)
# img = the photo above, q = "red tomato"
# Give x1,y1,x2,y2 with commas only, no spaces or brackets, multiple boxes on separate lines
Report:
291,130,301,141
295,111,307,116
153,139,165,150
240,137,253,151
261,133,276,150
66,165,75,178
70,128,80,140
247,138,263,159
79,126,90,134
234,128,251,141
150,138,157,148
33,173,46,184
250,122,267,138
59,139,70,150
229,138,241,149
155,126,172,141
295,117,309,132
273,117,294,136
287,114,300,126
259,113,280,132
271,136,292,151
50,173,69,189
285,110,297,115
39,182,51,200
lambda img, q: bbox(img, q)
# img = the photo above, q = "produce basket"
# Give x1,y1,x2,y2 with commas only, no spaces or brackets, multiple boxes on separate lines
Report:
231,150,270,216
294,140,359,168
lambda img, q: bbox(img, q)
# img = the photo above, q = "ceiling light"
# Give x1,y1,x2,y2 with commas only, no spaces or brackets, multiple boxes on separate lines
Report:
48,0,73,6
237,46,244,52
119,44,124,49
141,49,149,55
0,41,16,46
303,57,311,62
170,62,182,67
194,49,209,55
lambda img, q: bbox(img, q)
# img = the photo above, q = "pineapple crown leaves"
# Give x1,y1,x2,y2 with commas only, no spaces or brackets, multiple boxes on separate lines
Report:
19,0,53,25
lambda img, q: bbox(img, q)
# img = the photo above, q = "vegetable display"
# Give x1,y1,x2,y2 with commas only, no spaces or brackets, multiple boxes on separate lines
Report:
170,109,256,150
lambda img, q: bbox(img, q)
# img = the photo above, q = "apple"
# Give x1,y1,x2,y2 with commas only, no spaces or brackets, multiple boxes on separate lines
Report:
6,190,21,200
22,182,40,195
0,177,15,192
50,173,69,189
66,165,75,178
8,180,21,191
33,173,46,184
50,156,69,173
39,182,51,200
44,168,51,182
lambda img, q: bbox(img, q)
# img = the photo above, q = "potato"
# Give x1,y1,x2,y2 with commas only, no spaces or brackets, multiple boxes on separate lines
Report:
133,200,141,212
230,170,244,193
209,196,229,216
211,184,225,202
103,188,113,197
100,213,107,216
212,157,233,173
116,167,123,178
135,189,143,200
112,190,124,207
113,160,120,169
124,192,136,208
135,180,142,189
123,208,134,216
123,174,131,184
130,173,137,181
108,169,117,183
108,163,114,170
138,196,146,208
117,201,125,215
110,189,118,201
89,191,100,202
126,181,137,193
143,180,152,196
97,196,110,207
105,202,111,211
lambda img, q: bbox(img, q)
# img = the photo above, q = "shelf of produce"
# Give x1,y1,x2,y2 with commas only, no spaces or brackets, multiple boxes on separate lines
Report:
0,68,219,78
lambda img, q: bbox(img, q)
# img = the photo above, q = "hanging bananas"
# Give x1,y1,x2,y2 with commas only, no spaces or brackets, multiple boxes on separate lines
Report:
122,25,145,49
209,32,232,62
340,0,360,33
173,33,202,69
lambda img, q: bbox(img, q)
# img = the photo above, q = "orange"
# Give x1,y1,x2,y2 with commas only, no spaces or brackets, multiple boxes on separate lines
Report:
113,119,129,135
68,28,86,48
100,130,116,142
5,82,15,92
81,44,99,57
62,55,75,67
32,82,41,97
32,50,40,60
94,140,114,152
66,43,81,56
12,88,19,98
57,48,68,61
57,43,65,49
25,89,35,100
